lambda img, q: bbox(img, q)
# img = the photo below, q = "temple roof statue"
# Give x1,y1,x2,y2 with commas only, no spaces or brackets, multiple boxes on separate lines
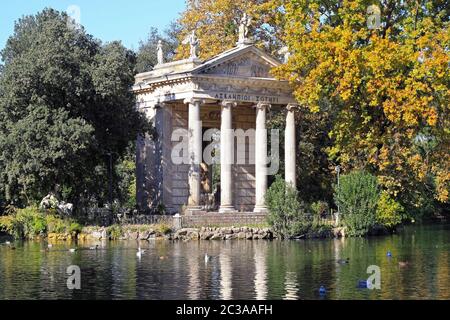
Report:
182,30,199,59
157,40,164,65
237,13,253,45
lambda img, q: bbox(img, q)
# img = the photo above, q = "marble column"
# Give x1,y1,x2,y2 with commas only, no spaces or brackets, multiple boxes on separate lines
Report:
185,98,203,211
285,104,298,189
219,100,237,213
254,102,270,213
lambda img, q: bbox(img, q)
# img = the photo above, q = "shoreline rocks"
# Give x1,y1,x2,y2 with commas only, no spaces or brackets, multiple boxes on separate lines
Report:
172,227,275,241
4,224,348,242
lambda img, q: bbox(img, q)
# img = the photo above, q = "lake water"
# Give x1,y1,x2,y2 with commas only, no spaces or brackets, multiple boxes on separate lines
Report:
0,224,449,300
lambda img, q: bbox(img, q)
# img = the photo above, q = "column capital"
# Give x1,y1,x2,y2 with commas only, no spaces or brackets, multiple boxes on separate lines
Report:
286,103,300,111
221,100,238,108
184,98,204,105
255,102,271,110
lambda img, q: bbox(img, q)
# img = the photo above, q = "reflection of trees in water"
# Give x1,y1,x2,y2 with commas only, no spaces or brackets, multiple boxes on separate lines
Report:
0,225,449,299
112,241,136,299
437,251,449,299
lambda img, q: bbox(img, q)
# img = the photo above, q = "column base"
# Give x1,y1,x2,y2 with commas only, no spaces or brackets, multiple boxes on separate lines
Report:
219,206,237,213
253,206,268,213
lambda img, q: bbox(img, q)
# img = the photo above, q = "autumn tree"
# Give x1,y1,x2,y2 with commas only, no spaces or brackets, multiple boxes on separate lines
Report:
176,0,285,59
274,0,449,216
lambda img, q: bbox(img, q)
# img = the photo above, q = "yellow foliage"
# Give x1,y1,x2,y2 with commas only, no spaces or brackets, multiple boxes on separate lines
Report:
276,0,449,203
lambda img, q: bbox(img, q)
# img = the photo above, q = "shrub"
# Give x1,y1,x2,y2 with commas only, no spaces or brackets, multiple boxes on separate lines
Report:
46,214,66,233
126,178,137,209
0,206,83,239
310,201,329,221
157,223,172,235
32,215,47,235
156,203,166,215
376,191,405,228
13,207,45,238
266,175,309,238
334,170,380,236
116,158,138,210
68,222,82,236
0,215,15,236
107,224,123,240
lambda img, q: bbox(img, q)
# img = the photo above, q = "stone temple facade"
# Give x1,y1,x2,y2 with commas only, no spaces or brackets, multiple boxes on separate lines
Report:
132,43,298,215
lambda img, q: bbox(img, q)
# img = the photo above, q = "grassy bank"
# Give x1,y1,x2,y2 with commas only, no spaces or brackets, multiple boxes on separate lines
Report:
0,206,174,241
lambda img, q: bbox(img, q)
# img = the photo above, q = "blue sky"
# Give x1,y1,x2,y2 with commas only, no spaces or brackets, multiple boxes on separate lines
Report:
0,0,186,52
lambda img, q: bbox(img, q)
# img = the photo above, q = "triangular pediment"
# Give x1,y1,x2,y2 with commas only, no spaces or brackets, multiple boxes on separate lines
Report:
192,45,281,79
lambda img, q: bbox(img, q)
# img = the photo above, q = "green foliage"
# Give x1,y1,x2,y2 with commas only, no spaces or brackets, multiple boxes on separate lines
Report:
0,215,15,236
0,206,82,239
310,201,329,219
0,9,151,207
376,191,405,228
115,154,137,209
266,175,309,238
45,214,66,234
156,203,167,215
334,171,380,236
68,222,82,235
127,179,137,209
309,222,333,238
107,224,122,240
136,24,180,73
0,207,46,238
268,109,335,205
157,223,172,235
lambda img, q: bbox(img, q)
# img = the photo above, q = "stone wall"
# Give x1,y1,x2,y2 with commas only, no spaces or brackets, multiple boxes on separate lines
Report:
173,227,274,241
180,212,267,228
171,103,190,211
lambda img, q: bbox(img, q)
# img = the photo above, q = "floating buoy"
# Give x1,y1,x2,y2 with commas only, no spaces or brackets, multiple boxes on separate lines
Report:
357,280,368,289
319,286,326,295
387,251,392,257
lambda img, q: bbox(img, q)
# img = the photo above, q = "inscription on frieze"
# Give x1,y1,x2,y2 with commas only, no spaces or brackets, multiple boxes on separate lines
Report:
214,92,279,104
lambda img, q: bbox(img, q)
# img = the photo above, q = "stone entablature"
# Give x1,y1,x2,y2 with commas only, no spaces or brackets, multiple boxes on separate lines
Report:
133,45,296,106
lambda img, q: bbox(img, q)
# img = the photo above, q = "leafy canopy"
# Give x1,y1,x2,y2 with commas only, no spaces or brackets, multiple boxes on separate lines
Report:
0,9,150,206
274,0,449,210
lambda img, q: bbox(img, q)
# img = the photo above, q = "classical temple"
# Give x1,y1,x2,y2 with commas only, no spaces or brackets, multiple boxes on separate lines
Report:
132,30,298,215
